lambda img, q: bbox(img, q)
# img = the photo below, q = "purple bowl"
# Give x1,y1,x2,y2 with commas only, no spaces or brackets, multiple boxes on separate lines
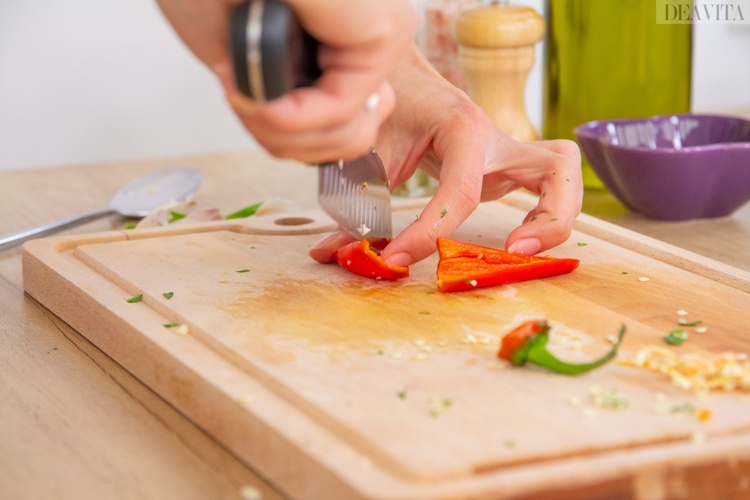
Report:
575,114,750,221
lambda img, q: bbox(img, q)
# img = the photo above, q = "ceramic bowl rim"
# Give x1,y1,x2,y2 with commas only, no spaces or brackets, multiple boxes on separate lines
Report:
574,113,750,154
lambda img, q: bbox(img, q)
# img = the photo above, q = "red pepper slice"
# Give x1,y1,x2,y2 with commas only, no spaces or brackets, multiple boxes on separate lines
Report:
436,238,579,292
334,239,409,281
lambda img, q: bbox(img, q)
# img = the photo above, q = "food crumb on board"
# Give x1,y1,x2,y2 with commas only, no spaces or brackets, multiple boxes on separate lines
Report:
638,276,650,282
239,485,263,500
622,346,750,394
174,324,189,336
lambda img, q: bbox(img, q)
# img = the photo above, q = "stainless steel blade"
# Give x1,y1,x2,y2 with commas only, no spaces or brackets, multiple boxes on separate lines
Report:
318,150,392,241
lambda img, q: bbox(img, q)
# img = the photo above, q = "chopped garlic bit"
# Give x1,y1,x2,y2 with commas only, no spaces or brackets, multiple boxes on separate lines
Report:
357,224,371,236
638,276,651,282
624,345,750,394
589,386,630,410
677,309,688,316
239,485,263,500
428,397,453,417
174,324,189,336
462,333,478,345
696,326,708,334
468,279,478,287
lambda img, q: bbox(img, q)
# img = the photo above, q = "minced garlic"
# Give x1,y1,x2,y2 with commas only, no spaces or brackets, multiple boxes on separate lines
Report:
623,345,750,394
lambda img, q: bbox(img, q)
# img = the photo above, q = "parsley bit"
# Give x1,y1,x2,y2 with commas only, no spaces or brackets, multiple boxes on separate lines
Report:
440,208,448,219
397,388,409,400
236,269,250,273
163,291,174,300
530,216,538,221
550,218,558,222
577,242,588,247
663,329,688,346
163,322,178,328
126,294,143,303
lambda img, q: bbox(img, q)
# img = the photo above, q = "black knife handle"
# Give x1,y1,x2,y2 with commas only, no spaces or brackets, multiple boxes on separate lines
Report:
230,0,321,101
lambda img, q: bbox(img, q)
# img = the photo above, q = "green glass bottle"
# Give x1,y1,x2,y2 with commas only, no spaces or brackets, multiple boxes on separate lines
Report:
543,0,692,189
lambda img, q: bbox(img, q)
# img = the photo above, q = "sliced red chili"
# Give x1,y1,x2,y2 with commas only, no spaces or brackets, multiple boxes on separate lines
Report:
497,319,547,362
334,239,409,281
436,238,579,292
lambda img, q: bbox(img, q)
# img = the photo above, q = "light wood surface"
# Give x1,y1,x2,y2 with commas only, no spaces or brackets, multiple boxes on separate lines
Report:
2,150,750,499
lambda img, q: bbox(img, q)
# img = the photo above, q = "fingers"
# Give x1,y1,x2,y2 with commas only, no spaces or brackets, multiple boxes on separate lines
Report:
228,81,396,162
229,0,417,163
309,229,357,263
498,139,583,254
379,128,487,267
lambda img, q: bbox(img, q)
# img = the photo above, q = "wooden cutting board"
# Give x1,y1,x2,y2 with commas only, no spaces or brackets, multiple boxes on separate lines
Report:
22,192,750,499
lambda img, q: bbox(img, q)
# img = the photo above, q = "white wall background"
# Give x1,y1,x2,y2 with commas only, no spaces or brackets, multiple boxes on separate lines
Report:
1,0,749,172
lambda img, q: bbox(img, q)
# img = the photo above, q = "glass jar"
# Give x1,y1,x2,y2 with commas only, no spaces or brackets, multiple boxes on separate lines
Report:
543,0,692,189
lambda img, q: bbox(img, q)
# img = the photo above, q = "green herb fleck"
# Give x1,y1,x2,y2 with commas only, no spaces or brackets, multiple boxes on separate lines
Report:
550,218,558,222
168,211,186,223
225,201,263,219
236,269,250,273
530,216,538,221
376,350,384,356
577,242,588,247
163,291,174,300
397,388,409,400
429,398,453,417
663,329,688,346
590,387,629,410
419,311,430,315
163,322,178,328
440,208,448,219
126,294,143,303
124,222,137,230
678,319,703,327
621,271,629,275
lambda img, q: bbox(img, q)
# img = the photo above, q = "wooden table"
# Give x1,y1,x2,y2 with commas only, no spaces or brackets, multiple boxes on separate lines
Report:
2,150,749,499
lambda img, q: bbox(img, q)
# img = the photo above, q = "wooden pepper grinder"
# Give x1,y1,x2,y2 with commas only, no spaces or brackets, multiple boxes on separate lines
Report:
455,0,545,142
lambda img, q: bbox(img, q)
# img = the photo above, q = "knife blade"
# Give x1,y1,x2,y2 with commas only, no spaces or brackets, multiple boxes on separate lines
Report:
229,0,393,240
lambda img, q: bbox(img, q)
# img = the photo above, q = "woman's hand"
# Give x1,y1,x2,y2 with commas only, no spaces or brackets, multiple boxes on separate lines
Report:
156,0,418,163
310,45,583,267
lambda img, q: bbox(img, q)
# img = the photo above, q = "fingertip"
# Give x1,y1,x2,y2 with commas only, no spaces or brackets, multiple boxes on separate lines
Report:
384,252,411,268
506,237,542,255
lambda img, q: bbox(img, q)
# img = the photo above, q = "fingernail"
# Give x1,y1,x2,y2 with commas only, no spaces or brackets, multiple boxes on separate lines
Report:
385,252,411,268
507,238,541,255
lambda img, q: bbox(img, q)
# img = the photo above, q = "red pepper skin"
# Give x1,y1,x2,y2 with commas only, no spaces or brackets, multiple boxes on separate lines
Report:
498,320,547,362
436,238,579,292
334,239,409,281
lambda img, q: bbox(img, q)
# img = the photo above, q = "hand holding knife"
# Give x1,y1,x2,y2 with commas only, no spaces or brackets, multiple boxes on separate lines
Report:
229,0,393,241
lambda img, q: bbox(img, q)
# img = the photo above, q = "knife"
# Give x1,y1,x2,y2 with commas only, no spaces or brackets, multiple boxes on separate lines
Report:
229,0,392,240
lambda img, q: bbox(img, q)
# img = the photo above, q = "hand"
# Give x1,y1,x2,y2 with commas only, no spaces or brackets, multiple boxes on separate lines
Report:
156,0,418,163
310,45,583,267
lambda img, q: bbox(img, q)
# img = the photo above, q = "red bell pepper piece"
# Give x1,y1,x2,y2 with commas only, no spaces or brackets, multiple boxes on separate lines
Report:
334,239,409,281
436,238,579,292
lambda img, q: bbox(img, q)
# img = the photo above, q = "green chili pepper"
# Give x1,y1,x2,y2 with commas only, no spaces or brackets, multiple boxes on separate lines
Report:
499,320,626,375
